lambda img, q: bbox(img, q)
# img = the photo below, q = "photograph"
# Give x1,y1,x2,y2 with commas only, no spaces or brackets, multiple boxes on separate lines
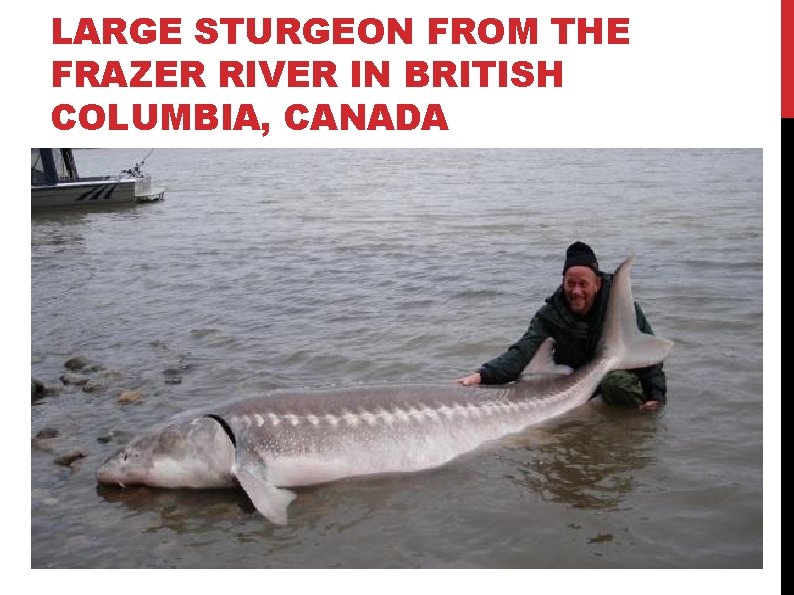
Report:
31,147,763,569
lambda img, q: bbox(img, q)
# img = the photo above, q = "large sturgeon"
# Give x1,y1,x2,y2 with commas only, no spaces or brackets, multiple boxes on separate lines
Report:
97,257,672,524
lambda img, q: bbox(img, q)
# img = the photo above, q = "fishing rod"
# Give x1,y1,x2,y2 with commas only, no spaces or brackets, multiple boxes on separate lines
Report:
123,148,155,176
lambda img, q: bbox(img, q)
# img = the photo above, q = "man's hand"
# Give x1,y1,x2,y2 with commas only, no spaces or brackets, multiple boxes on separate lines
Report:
456,372,482,386
639,400,662,411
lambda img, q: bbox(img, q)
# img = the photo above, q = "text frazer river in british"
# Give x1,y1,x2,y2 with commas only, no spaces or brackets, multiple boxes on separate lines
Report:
31,149,766,570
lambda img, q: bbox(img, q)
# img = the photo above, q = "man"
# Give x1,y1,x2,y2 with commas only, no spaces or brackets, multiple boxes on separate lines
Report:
455,242,667,411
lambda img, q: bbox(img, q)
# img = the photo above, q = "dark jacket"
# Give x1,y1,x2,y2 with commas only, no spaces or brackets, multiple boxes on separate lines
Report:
478,272,667,403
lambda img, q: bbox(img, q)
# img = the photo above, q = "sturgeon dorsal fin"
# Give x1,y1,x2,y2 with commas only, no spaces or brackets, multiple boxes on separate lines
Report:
525,337,573,376
233,452,296,525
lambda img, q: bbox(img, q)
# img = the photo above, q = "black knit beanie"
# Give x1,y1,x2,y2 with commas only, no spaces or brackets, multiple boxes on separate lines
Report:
562,241,598,274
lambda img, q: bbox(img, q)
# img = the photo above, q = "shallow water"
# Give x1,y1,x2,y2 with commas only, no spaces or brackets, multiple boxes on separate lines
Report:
31,148,764,570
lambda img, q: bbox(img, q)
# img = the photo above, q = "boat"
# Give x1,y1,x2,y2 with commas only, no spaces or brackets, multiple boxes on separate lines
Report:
31,148,165,209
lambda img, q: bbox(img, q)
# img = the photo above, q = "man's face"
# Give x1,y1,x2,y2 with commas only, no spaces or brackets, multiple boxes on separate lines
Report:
563,266,602,315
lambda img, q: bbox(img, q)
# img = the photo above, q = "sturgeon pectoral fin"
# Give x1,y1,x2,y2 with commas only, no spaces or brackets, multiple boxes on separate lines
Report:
234,456,296,525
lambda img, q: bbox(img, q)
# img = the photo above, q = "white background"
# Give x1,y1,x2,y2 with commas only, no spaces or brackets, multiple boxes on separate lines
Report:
12,2,781,148
9,0,779,590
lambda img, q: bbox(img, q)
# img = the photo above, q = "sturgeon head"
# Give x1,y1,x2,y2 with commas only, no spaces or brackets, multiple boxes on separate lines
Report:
96,416,236,489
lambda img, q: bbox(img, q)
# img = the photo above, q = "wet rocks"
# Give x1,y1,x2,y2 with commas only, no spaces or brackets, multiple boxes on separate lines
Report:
117,389,143,405
36,428,59,440
64,356,89,371
34,354,148,408
97,429,131,444
162,367,183,385
64,356,103,373
98,369,123,382
34,357,126,398
587,533,614,544
60,357,115,389
31,379,61,402
97,430,117,444
31,427,60,451
60,372,90,386
81,379,106,394
54,451,86,467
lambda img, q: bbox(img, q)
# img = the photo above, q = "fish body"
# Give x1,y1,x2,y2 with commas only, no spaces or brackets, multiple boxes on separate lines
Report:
97,257,673,524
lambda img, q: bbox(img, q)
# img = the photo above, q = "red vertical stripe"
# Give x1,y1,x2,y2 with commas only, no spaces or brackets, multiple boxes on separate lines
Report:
784,1,793,117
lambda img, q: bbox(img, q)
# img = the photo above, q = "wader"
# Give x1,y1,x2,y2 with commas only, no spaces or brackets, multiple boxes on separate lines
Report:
597,371,646,408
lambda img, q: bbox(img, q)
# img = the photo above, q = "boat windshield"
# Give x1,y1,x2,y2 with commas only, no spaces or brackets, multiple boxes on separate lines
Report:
31,149,79,185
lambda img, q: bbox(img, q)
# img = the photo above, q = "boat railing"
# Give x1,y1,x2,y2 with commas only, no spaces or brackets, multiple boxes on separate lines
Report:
134,174,153,195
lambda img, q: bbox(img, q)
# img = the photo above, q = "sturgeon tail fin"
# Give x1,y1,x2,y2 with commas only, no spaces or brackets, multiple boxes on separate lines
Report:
599,256,674,371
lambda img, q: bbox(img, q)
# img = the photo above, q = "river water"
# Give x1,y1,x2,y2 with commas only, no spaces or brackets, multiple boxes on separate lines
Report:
30,149,768,576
